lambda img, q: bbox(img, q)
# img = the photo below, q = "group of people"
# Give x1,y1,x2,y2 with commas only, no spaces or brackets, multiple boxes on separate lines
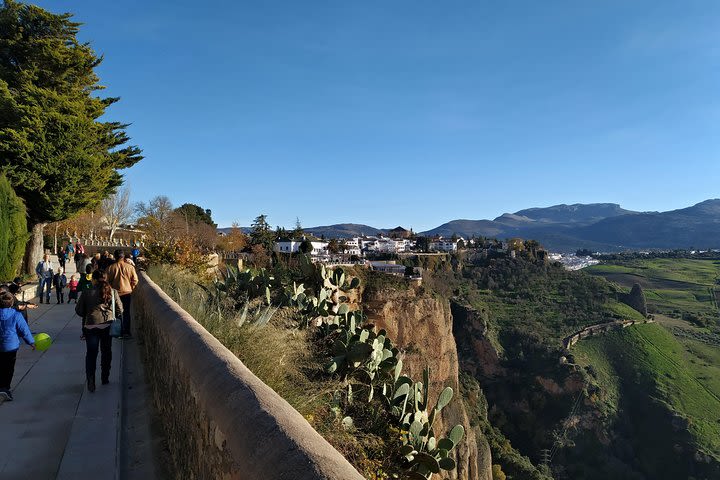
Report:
35,253,79,304
75,249,138,392
0,246,140,400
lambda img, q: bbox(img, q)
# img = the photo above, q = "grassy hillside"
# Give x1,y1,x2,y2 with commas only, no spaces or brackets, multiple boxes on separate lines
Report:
417,251,720,479
581,257,720,478
574,324,720,478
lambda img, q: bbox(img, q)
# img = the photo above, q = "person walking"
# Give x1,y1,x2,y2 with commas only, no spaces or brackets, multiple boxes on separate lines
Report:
65,242,74,262
67,275,79,303
78,265,94,293
57,247,66,270
75,270,121,392
35,254,54,304
77,253,92,276
53,268,67,304
105,250,138,339
0,290,35,401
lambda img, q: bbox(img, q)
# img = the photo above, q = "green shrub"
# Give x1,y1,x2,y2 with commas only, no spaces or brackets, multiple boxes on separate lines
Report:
492,464,506,480
0,175,27,281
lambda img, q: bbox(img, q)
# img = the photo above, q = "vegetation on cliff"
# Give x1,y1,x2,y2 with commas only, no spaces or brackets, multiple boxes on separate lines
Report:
149,260,467,479
415,248,720,479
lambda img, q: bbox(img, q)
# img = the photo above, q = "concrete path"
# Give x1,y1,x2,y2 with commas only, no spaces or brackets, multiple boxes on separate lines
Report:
0,257,122,480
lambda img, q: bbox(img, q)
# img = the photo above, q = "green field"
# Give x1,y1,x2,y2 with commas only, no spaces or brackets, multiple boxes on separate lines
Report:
574,323,720,476
586,258,720,327
579,258,720,474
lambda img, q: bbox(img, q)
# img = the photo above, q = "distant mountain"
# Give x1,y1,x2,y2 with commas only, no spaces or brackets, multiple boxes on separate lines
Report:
218,226,252,235
422,203,637,239
576,199,720,250
218,223,383,238
305,224,383,238
218,200,720,252
421,219,506,238
510,203,636,225
422,201,720,252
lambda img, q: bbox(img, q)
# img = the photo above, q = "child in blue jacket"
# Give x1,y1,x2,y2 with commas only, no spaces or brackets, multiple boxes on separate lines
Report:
0,290,35,401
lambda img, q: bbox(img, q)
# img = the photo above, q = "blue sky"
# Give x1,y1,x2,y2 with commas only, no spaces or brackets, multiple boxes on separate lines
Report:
34,1,720,229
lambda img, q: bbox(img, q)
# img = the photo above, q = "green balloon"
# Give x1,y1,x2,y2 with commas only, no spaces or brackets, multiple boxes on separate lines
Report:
34,333,52,352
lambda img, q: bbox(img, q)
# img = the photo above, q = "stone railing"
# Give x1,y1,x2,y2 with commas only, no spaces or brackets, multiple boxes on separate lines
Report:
133,272,363,480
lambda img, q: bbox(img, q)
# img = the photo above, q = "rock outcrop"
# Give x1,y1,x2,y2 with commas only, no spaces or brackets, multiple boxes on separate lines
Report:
450,302,505,378
621,283,648,317
363,285,492,480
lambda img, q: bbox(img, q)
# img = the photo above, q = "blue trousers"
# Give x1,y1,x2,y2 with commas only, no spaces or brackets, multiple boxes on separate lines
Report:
39,277,52,301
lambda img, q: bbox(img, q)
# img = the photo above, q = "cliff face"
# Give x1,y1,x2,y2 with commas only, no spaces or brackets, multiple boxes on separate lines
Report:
363,286,492,480
449,302,505,379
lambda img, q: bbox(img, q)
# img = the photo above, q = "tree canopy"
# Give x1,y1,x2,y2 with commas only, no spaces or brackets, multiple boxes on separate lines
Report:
0,174,27,280
0,1,142,225
250,214,275,252
175,203,216,227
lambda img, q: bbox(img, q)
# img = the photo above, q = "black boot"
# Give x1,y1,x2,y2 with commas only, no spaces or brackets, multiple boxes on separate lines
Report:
87,375,95,392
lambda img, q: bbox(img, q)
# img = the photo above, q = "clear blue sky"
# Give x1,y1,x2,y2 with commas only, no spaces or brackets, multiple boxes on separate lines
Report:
34,0,720,230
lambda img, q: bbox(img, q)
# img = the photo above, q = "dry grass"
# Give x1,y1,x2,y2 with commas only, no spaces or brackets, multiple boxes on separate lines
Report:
147,265,399,478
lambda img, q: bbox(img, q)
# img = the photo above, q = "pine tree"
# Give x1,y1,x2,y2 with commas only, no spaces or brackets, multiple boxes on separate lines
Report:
250,214,275,252
0,1,142,272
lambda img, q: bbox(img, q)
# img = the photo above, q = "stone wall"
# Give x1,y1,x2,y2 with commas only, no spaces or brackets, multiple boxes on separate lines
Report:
563,318,655,349
133,272,363,480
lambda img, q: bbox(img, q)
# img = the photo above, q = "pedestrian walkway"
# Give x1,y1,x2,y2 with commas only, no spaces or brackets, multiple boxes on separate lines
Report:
0,257,122,480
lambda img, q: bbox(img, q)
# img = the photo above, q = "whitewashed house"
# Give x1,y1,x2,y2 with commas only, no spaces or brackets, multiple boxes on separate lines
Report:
342,238,362,256
429,238,459,252
274,240,329,257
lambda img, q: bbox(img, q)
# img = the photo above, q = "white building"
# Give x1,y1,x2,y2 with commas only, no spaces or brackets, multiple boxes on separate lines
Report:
429,239,458,252
274,240,329,257
342,238,362,256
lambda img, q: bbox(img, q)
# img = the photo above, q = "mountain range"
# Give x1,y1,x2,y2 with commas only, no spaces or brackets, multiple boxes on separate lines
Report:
220,199,720,252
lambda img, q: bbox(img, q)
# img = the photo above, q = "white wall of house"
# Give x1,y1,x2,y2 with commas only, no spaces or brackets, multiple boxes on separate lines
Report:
342,238,361,256
274,241,301,253
429,240,458,252
311,241,329,256
274,240,329,256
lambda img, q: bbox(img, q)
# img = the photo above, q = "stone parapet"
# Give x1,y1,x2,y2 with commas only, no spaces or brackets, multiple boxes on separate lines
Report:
133,271,363,480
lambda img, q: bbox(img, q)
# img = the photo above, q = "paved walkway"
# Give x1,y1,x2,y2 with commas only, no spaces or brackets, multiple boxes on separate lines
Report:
0,258,123,479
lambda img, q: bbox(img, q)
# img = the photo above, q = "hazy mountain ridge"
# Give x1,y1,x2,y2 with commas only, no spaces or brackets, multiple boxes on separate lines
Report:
424,200,720,251
219,200,720,252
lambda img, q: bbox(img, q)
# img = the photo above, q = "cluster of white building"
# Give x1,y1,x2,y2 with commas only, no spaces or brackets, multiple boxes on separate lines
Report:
272,234,465,259
548,253,600,270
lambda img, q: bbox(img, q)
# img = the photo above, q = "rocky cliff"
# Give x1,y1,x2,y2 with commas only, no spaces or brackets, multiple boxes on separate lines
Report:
363,285,492,480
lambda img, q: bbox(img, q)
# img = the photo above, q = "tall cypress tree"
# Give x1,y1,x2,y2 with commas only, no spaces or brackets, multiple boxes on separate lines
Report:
0,1,142,272
0,174,27,280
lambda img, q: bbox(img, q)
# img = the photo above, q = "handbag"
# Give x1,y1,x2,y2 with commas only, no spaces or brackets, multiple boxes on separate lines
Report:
109,291,123,338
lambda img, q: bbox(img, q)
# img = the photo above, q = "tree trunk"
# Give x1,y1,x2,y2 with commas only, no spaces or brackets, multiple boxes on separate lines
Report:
23,222,46,275
53,224,59,253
